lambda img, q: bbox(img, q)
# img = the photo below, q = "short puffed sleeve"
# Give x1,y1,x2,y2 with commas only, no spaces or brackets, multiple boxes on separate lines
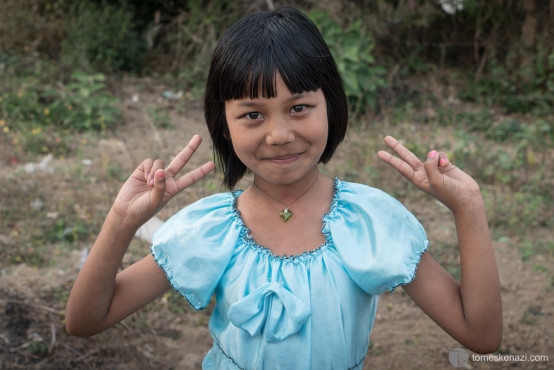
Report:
150,193,240,310
329,181,429,295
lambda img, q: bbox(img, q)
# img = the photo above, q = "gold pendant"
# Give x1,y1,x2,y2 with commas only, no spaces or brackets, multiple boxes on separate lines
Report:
280,208,293,222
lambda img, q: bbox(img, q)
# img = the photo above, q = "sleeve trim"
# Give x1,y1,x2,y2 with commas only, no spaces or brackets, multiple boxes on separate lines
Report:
388,239,430,292
150,245,206,311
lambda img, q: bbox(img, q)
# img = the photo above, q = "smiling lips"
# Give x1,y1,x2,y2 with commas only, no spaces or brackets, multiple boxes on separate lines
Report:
265,153,302,165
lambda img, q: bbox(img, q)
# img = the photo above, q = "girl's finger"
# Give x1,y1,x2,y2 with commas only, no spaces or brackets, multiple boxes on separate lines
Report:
377,150,416,182
141,158,154,182
423,150,446,188
148,159,165,186
165,135,203,179
175,161,215,192
150,169,167,209
383,136,422,170
439,153,450,167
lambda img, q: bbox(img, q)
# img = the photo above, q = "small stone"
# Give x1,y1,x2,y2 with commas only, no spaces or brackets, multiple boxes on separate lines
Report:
30,198,44,211
135,216,165,242
78,247,89,269
24,163,37,173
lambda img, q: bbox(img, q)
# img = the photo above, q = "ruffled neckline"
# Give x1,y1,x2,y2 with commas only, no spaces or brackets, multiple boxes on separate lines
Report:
230,178,342,262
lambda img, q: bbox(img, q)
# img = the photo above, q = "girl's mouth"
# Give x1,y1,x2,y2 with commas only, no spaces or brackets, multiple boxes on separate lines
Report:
266,153,301,165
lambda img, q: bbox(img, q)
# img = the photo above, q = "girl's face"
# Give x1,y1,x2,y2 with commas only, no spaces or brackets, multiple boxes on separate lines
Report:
225,73,328,187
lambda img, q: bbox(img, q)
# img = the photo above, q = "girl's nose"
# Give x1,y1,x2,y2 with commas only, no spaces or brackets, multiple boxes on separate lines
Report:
265,117,294,145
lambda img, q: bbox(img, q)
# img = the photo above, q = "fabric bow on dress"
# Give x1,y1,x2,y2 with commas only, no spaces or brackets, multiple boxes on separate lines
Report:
228,282,311,342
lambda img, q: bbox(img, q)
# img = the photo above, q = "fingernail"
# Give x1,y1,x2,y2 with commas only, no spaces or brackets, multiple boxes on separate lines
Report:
428,150,437,158
149,178,154,185
440,158,447,166
157,171,165,181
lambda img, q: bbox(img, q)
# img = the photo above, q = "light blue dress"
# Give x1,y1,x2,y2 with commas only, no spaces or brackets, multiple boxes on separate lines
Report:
151,179,429,369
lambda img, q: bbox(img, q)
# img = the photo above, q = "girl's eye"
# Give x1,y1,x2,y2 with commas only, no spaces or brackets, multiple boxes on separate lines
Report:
245,112,262,120
291,105,306,113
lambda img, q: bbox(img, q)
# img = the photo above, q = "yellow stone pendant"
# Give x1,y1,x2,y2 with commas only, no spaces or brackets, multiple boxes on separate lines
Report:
280,208,293,222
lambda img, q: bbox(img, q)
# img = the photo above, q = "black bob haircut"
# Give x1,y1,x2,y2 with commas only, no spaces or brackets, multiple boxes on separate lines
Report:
204,7,348,189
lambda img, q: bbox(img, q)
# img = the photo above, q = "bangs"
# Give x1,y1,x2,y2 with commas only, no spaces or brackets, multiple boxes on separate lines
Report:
216,11,329,101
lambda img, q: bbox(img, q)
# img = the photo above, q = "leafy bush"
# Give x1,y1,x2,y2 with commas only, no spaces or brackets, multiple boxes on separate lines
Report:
450,118,552,204
459,40,554,116
46,71,121,131
161,0,243,96
0,0,68,58
1,69,119,132
62,1,146,72
310,11,386,116
0,56,121,154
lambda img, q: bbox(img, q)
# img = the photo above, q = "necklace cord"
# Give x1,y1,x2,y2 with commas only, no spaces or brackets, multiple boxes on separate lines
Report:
252,171,319,210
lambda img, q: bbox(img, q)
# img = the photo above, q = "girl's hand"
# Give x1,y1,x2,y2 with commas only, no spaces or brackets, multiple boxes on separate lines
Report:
111,135,215,228
377,136,481,212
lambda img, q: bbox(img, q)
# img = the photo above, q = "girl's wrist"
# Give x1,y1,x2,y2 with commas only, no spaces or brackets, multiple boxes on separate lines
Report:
450,193,486,217
107,207,143,235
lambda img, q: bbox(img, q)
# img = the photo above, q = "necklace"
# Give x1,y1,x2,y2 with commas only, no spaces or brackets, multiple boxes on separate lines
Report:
252,171,319,223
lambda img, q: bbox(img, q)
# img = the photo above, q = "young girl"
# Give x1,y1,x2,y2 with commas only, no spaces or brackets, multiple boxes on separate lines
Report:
66,7,502,369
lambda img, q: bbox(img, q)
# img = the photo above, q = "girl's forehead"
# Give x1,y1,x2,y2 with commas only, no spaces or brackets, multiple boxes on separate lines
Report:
228,74,320,103
230,71,319,101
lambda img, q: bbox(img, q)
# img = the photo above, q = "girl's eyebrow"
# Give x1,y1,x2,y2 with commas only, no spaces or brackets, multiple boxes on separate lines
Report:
235,92,314,107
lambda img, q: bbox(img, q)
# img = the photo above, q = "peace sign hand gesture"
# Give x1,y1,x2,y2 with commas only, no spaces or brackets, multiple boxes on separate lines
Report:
377,136,482,212
111,135,215,229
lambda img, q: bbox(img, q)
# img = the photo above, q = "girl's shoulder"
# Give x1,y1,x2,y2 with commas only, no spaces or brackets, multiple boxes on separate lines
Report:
334,179,408,214
330,179,429,295
338,179,396,196
172,191,238,218
150,191,242,310
331,179,426,247
153,191,239,241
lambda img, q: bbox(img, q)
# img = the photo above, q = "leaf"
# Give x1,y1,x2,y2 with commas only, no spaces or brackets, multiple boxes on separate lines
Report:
342,70,360,96
343,40,360,62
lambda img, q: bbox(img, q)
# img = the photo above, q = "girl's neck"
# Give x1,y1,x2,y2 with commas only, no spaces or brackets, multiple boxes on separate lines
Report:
237,169,334,255
250,167,321,206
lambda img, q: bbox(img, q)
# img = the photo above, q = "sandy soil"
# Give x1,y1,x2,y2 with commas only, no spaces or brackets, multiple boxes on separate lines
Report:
1,78,552,369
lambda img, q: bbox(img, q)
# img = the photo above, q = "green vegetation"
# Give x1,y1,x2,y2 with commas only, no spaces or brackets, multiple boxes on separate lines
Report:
0,1,552,367
310,11,387,115
0,0,552,280
62,1,146,73
0,55,120,156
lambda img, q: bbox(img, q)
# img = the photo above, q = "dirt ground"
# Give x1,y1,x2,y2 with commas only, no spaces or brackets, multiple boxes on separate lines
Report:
1,78,552,369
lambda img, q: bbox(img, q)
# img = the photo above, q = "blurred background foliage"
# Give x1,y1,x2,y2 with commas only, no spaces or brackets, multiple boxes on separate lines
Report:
1,0,553,115
0,0,552,249
0,7,552,364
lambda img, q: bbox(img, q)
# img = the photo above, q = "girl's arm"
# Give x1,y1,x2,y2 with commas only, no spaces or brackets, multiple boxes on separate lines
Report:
65,135,215,337
377,136,502,354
